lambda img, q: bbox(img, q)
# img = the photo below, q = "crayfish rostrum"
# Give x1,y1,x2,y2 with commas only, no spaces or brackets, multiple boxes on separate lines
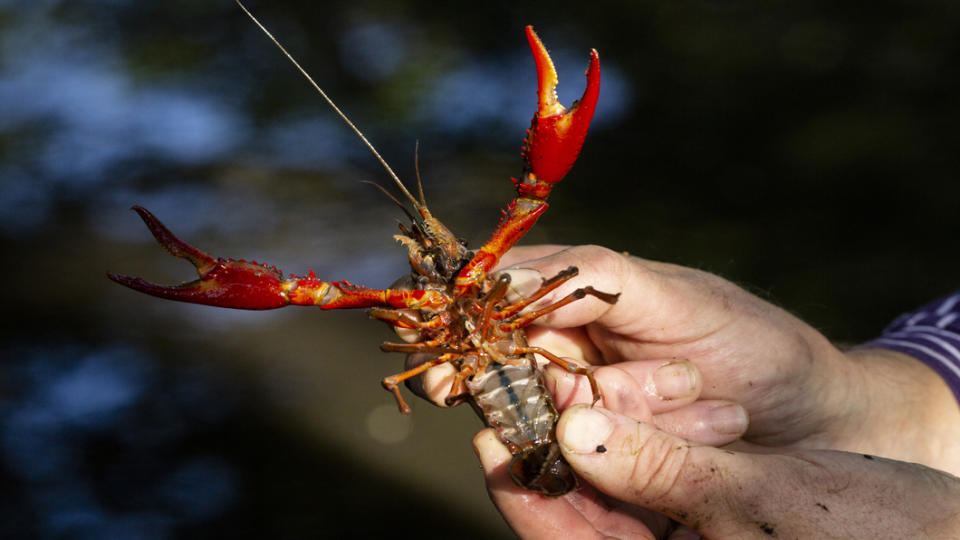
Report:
109,3,618,496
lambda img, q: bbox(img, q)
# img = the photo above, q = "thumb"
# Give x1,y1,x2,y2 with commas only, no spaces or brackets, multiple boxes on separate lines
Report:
557,405,752,533
557,405,960,539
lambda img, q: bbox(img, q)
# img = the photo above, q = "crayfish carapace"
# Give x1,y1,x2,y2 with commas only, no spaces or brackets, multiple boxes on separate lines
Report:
109,1,618,496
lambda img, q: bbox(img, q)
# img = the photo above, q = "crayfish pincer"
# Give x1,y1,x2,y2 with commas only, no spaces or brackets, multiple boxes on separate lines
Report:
109,2,617,497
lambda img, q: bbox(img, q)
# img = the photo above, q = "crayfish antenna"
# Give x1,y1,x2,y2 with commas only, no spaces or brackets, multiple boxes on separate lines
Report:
234,0,422,211
360,180,416,223
414,140,427,208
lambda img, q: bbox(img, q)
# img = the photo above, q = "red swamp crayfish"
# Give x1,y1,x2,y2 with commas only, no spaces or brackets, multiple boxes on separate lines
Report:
109,3,618,496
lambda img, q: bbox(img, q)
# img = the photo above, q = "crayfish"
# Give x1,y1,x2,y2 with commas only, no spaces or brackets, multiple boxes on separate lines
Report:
109,2,618,496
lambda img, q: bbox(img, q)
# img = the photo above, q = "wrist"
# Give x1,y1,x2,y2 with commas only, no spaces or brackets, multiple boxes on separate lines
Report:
843,347,960,475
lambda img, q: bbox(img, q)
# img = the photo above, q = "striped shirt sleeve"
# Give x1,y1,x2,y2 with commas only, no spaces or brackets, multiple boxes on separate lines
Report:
862,292,960,405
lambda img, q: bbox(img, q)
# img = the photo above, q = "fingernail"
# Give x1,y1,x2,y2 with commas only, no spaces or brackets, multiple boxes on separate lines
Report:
472,429,511,468
652,361,698,399
501,268,545,301
560,406,613,454
709,403,748,435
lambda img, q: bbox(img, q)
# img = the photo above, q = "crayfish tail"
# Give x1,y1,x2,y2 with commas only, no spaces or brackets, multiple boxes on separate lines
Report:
508,442,577,497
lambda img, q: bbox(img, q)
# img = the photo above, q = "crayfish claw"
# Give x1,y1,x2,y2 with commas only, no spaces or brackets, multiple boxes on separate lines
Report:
108,206,292,310
129,205,218,273
526,26,561,116
106,272,194,299
522,26,600,188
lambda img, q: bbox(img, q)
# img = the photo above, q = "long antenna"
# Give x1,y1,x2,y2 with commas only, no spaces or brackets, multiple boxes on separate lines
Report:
413,140,427,207
235,0,421,210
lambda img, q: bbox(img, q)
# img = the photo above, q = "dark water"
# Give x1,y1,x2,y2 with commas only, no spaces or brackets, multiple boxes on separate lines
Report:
1,1,957,538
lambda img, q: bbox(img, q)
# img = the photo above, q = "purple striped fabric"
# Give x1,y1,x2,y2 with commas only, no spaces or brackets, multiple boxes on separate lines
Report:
863,292,960,405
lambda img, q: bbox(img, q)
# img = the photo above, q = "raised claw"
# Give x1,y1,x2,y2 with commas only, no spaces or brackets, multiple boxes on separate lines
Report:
519,25,600,194
453,28,601,295
107,206,291,309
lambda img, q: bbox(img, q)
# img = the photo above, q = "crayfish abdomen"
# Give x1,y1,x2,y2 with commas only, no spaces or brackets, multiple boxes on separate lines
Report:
467,340,575,495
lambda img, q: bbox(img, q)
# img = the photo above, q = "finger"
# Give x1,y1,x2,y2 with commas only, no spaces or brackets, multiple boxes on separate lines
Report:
556,405,752,534
525,326,602,365
498,245,733,343
386,307,421,343
386,275,422,343
404,355,457,407
651,400,748,446
665,524,701,540
497,245,570,270
471,430,607,540
472,429,519,495
474,429,672,539
557,405,960,538
547,365,651,417
410,337,707,417
556,405,763,535
545,360,703,416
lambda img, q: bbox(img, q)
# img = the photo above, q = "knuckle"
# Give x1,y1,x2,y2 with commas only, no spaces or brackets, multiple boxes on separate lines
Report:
567,244,624,272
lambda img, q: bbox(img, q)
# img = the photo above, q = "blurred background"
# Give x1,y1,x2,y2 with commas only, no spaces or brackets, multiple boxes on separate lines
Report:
1,0,958,537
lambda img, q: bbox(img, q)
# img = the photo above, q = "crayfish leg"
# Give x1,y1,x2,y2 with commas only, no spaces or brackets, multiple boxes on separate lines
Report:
379,340,456,354
516,346,602,406
474,273,512,342
369,309,452,330
442,364,476,408
381,352,459,414
499,285,620,332
495,266,579,320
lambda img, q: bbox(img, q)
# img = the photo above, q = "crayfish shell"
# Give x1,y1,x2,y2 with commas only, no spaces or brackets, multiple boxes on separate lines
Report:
467,347,576,496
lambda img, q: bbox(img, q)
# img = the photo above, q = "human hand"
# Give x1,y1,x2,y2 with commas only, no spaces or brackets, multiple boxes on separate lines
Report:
466,245,960,538
472,404,960,539
488,245,960,474
408,243,960,537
